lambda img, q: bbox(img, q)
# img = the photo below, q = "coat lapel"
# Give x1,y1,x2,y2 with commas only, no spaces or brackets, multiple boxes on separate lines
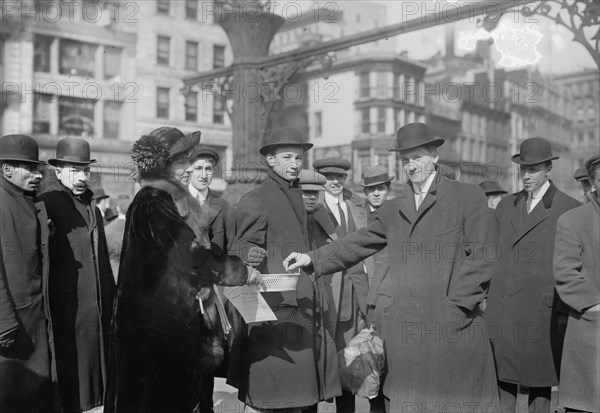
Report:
204,190,222,226
511,184,557,247
396,188,415,225
347,202,367,229
413,180,438,231
313,206,338,242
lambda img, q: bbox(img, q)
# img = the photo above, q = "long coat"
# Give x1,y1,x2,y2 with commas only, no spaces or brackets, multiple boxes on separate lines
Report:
105,178,250,413
203,189,236,254
308,173,499,411
554,197,600,412
39,184,116,411
232,172,341,409
0,178,58,412
485,183,580,387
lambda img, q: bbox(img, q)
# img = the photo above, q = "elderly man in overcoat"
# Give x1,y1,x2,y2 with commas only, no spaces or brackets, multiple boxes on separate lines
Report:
285,122,499,412
485,137,580,412
0,134,58,413
553,155,600,413
232,128,341,412
39,137,115,412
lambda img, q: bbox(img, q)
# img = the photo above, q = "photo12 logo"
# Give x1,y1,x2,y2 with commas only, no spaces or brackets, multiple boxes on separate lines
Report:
1,1,139,24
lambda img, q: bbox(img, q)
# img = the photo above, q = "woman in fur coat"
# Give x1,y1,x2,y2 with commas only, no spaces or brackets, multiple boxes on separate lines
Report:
105,127,261,413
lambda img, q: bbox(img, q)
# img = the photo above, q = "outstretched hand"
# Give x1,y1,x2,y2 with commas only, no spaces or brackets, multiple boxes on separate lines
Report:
283,252,312,272
246,267,264,287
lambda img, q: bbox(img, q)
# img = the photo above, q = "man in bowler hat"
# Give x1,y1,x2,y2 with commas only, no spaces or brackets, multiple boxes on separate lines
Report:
479,180,508,210
485,137,580,412
39,137,115,412
573,164,593,203
0,134,59,412
285,122,499,411
232,128,341,412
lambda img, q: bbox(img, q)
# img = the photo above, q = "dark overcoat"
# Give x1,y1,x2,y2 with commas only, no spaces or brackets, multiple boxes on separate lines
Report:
232,172,341,409
105,179,250,413
309,173,499,411
485,183,580,387
39,184,116,411
0,178,58,412
104,217,125,280
554,197,600,412
203,189,236,254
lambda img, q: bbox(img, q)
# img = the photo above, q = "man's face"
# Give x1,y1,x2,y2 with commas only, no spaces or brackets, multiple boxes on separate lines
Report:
189,158,215,192
323,173,347,197
487,194,502,210
3,162,43,192
169,155,192,186
520,163,550,193
591,165,600,192
364,183,390,209
302,190,320,212
399,146,438,186
55,164,91,195
266,147,303,181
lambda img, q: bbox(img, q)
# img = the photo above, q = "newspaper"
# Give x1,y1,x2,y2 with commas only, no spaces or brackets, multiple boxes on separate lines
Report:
222,285,277,323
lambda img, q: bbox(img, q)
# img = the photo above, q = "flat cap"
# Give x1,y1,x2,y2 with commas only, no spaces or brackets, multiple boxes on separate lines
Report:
299,169,327,191
189,145,219,164
313,157,351,174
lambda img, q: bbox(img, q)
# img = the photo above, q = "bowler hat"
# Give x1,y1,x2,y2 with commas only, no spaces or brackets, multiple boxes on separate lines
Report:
48,137,96,166
573,166,590,182
585,154,600,177
189,145,219,164
512,137,559,165
313,157,351,175
479,180,507,196
360,165,394,187
259,128,313,156
91,188,109,200
389,123,444,152
299,169,327,191
0,134,45,164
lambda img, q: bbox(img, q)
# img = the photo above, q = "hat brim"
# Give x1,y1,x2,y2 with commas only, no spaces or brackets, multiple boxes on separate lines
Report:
260,143,313,156
388,138,445,152
0,157,46,165
511,154,559,165
48,158,96,166
360,177,395,187
484,190,508,195
301,184,325,191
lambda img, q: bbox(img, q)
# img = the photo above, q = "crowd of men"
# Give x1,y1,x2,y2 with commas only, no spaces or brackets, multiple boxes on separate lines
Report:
0,123,598,413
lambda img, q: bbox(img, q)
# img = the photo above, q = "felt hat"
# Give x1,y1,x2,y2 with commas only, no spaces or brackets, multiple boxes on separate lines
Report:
573,166,590,182
479,180,507,196
389,123,444,152
360,165,394,187
91,188,109,200
0,134,45,164
48,137,96,166
259,127,313,156
512,137,559,165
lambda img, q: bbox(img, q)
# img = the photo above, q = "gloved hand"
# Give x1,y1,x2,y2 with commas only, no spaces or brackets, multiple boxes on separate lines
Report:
246,246,267,267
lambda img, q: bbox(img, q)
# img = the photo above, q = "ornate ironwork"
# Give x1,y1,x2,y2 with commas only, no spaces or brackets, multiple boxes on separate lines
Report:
521,0,599,67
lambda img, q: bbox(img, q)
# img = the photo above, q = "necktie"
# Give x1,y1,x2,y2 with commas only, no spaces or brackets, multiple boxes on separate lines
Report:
337,202,347,234
526,195,533,214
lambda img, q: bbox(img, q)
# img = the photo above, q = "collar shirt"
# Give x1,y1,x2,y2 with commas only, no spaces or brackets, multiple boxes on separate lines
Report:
188,183,208,206
324,190,348,228
527,180,550,213
412,171,437,210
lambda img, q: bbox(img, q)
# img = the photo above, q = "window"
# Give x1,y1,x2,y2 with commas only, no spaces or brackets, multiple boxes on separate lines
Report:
377,107,386,132
213,96,224,124
377,153,389,170
104,46,122,80
314,111,322,138
156,0,169,14
59,39,97,78
577,108,584,122
359,72,370,98
104,101,121,139
156,87,169,118
185,92,198,122
33,93,53,134
213,45,225,69
376,72,388,97
361,108,370,133
59,96,95,137
185,41,198,71
34,35,52,73
393,74,399,98
186,0,198,19
157,36,170,66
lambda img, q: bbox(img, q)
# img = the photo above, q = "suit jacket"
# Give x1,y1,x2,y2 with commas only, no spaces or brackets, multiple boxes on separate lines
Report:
203,189,236,254
553,196,600,412
485,182,580,387
307,172,499,410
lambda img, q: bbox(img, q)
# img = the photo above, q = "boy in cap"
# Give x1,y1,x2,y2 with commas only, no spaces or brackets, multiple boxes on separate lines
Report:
478,180,508,210
0,134,58,412
39,137,115,412
285,122,499,411
361,164,394,223
485,137,580,412
232,128,341,412
311,157,371,413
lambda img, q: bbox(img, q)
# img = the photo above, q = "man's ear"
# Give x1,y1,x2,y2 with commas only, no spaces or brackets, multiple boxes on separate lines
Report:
431,150,440,163
2,163,14,178
54,167,63,180
265,154,276,167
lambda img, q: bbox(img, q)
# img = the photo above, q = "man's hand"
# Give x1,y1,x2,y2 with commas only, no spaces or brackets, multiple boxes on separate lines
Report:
246,246,267,267
283,252,312,272
246,267,264,287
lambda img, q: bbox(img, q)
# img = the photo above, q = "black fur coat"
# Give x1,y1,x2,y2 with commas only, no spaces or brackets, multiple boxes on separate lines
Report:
104,178,249,413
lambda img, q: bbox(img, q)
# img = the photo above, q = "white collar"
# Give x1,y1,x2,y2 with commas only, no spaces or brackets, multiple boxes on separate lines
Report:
188,183,208,202
412,171,437,195
324,190,344,205
530,180,550,199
